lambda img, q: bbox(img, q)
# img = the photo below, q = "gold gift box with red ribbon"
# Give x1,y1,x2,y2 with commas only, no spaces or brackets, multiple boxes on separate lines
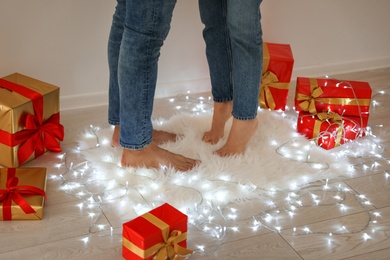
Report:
122,203,192,260
295,77,372,119
297,111,368,150
0,73,64,167
259,42,294,111
0,167,47,220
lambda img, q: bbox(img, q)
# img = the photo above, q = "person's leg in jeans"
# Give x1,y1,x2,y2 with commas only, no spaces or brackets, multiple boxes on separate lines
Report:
199,0,234,146
199,0,263,156
108,0,198,170
108,0,178,147
107,0,125,147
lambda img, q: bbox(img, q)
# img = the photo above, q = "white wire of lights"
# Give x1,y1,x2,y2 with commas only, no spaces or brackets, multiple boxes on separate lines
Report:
51,90,389,256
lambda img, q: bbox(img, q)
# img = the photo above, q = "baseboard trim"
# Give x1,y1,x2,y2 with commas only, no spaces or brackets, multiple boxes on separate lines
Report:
60,78,211,111
292,56,390,79
60,58,390,111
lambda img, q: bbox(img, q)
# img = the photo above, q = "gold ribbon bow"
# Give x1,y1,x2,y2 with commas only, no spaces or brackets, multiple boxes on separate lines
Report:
258,43,290,110
316,111,342,122
296,78,324,114
155,230,193,260
123,212,193,259
260,71,280,110
313,111,344,148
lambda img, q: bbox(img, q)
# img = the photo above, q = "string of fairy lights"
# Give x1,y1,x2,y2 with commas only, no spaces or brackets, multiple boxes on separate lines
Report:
51,90,389,256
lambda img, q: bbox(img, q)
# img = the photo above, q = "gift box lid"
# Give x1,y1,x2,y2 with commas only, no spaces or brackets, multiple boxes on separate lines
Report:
295,77,372,116
296,77,372,99
123,203,188,250
263,42,294,82
1,73,59,110
0,73,60,133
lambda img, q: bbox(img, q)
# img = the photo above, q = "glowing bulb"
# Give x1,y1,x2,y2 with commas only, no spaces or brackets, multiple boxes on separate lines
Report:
98,224,106,230
197,245,205,251
363,233,371,241
231,227,239,232
264,214,273,223
228,214,237,220
303,227,311,233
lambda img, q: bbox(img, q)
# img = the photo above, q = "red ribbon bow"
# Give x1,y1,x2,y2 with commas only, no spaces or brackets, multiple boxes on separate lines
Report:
0,168,47,220
0,78,64,165
17,112,64,165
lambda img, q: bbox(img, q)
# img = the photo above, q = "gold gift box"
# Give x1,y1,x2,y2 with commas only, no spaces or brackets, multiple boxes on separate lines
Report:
0,167,47,220
0,73,60,167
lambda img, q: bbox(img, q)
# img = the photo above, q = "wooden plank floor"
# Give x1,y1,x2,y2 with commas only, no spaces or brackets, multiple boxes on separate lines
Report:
1,67,389,259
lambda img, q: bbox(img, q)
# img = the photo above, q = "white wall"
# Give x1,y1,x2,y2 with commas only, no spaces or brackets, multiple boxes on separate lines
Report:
1,0,389,111
262,0,390,76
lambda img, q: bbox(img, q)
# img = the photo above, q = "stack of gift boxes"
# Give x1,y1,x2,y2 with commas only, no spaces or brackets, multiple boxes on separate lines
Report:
259,42,372,150
0,73,64,220
294,77,371,149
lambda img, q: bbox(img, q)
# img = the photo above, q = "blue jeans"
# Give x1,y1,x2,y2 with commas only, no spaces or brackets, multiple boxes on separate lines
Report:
199,0,263,120
108,0,176,149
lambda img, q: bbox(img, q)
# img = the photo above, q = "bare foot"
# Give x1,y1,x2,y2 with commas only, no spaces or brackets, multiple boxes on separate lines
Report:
111,126,177,147
202,101,233,144
121,142,199,171
152,130,177,144
215,117,258,157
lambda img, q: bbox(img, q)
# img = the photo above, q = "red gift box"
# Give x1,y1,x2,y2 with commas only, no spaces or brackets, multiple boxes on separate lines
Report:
0,168,47,220
297,111,368,150
0,73,64,167
259,42,294,111
295,77,372,118
122,203,192,260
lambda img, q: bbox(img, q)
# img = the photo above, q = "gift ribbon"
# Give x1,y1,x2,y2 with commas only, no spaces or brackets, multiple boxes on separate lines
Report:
296,78,324,114
0,168,47,220
296,78,371,114
0,78,64,165
316,111,343,122
313,111,343,148
259,43,290,110
259,71,290,110
123,212,193,259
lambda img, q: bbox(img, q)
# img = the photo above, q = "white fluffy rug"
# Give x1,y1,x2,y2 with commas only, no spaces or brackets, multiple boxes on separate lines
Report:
69,109,357,211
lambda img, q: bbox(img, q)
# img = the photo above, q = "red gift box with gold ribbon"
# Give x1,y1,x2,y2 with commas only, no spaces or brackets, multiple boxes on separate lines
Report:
295,77,372,119
0,167,47,220
122,203,192,260
297,111,368,150
0,73,64,167
258,42,294,111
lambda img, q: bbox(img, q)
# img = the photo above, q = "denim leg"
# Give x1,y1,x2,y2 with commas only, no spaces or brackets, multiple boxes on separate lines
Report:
228,0,263,120
199,0,263,120
108,0,126,126
118,0,176,149
199,0,233,103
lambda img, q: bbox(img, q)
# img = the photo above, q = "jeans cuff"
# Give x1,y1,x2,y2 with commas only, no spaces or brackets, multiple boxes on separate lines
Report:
120,138,152,150
108,119,120,126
